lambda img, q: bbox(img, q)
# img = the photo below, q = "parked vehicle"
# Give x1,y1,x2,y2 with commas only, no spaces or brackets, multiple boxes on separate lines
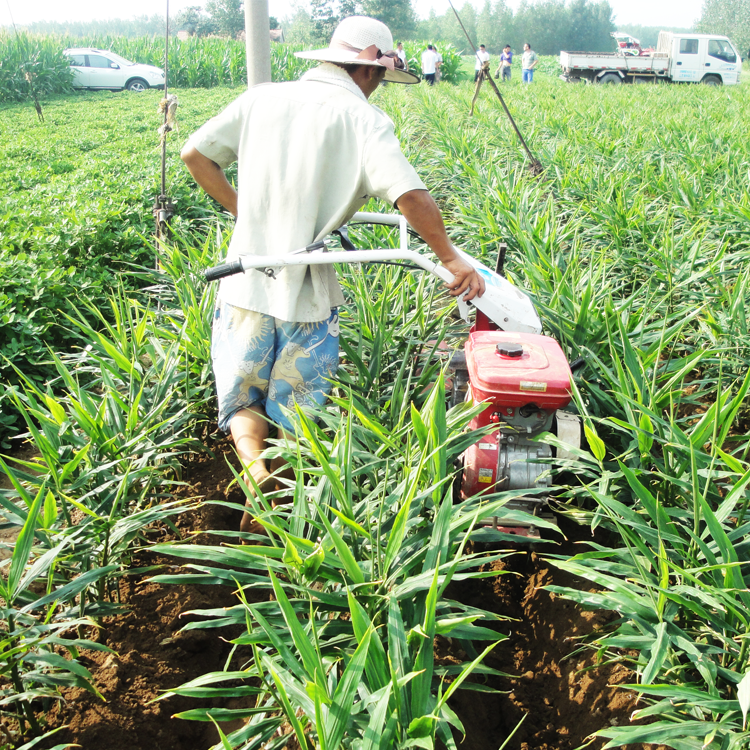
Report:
63,48,165,91
560,32,741,85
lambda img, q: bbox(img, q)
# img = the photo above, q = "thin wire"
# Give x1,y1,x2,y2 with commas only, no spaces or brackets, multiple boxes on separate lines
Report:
4,0,17,33
160,0,170,199
447,0,542,173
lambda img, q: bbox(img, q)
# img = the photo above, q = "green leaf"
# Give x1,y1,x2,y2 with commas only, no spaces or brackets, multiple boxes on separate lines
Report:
738,671,750,729
20,565,118,614
268,569,327,695
408,715,438,739
317,507,366,584
7,484,46,604
410,402,428,449
584,423,606,461
208,717,233,750
326,628,372,748
302,541,325,578
42,393,66,425
42,489,57,529
362,685,392,750
348,590,389,691
282,535,305,571
266,662,310,749
306,680,330,706
641,621,668,685
637,412,653,455
383,493,413,577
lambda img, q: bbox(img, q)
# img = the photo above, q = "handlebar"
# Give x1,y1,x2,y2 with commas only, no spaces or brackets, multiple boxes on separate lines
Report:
204,259,244,282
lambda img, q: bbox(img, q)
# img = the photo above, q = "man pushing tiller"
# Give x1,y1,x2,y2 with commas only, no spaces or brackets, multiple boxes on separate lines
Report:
181,16,485,533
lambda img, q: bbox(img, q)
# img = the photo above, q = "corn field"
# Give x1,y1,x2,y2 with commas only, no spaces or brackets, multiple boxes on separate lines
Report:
1,57,750,750
0,32,316,100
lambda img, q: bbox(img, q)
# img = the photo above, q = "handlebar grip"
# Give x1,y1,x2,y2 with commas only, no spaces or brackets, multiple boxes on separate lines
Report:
204,259,244,282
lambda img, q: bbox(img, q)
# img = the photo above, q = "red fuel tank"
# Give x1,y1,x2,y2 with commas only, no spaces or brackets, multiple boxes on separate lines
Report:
466,330,572,410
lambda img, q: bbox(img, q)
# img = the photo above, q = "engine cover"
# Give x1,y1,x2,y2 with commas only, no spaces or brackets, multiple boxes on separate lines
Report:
462,330,572,498
466,331,572,412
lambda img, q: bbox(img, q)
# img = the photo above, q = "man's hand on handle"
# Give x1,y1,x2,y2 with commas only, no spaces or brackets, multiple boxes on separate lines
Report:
441,256,485,301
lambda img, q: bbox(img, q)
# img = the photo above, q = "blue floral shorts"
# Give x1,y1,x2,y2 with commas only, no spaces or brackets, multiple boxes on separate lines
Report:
212,302,340,434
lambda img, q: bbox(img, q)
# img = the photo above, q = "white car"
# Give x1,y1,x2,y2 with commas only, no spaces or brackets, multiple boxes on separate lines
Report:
64,48,165,92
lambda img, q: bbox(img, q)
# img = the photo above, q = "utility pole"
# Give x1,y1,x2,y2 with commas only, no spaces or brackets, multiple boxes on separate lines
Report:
244,0,272,87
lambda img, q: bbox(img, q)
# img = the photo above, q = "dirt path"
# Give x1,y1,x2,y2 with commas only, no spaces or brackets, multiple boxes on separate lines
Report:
445,528,655,750
38,443,658,750
44,438,252,750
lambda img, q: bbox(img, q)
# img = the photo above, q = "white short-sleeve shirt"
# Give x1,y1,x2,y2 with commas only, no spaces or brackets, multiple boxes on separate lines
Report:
185,63,426,322
421,49,438,74
475,49,490,70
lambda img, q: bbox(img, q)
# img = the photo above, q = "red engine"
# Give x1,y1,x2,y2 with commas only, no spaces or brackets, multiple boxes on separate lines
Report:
461,330,574,507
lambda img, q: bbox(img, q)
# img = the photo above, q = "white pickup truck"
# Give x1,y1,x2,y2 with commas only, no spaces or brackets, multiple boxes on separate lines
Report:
560,32,742,86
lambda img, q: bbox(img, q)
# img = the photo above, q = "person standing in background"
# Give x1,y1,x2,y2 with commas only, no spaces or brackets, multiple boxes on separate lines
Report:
434,45,443,82
396,42,407,70
474,44,490,82
521,43,538,83
495,44,512,81
421,44,438,85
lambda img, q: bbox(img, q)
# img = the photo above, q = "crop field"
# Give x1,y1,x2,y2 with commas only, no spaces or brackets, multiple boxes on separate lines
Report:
1,49,750,750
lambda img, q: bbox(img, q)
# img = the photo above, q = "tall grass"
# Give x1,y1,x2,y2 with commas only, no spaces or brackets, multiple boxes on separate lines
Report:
0,31,72,101
0,32,316,100
0,232,220,744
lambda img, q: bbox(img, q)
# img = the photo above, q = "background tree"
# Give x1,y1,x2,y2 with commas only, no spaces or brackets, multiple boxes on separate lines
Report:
359,0,416,40
174,5,218,36
309,0,359,43
562,0,614,51
285,6,316,43
310,0,339,42
415,0,615,55
696,0,750,58
23,15,165,37
205,0,244,38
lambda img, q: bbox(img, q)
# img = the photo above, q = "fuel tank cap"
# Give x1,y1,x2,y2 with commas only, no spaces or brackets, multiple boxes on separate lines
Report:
496,342,524,358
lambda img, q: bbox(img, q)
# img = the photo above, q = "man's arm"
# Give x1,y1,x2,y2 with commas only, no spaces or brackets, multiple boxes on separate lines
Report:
181,145,238,217
394,189,485,300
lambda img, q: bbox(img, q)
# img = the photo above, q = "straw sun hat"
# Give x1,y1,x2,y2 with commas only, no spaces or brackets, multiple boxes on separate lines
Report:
295,16,420,84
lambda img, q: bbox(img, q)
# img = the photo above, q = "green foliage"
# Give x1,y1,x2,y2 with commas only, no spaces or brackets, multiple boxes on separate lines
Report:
151,355,516,749
696,0,750,60
309,0,357,44
368,70,750,749
360,0,417,40
0,36,317,102
204,0,245,40
174,5,219,38
417,0,616,55
2,59,750,749
22,15,166,38
0,85,237,443
0,234,218,742
0,32,74,102
402,41,464,83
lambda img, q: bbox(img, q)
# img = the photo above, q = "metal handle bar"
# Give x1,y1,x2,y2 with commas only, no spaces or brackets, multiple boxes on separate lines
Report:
204,247,454,284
